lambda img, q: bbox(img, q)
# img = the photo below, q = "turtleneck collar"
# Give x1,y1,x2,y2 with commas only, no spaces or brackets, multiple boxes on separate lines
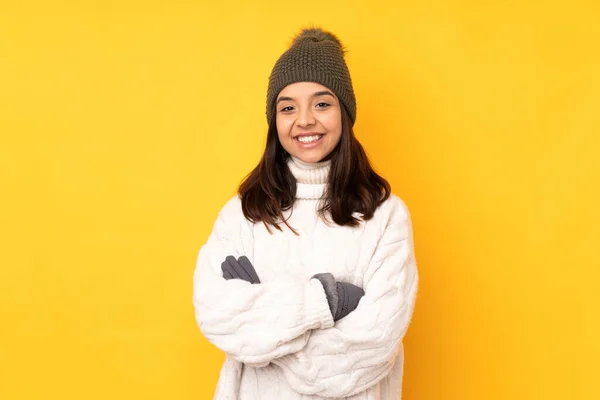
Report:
287,156,330,199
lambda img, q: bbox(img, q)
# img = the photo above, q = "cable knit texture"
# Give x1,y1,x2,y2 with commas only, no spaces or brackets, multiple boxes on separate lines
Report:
193,156,419,399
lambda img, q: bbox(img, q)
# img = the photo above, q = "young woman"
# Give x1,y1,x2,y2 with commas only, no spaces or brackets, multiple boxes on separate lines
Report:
193,27,419,400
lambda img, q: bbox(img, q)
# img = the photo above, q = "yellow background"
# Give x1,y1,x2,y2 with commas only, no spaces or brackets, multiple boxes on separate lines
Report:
1,1,599,399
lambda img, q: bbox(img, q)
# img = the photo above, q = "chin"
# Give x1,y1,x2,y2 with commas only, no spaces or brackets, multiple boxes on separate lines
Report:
293,153,327,163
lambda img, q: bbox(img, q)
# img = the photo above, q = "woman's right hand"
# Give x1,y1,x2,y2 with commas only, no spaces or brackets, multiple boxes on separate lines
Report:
312,273,364,321
334,281,365,321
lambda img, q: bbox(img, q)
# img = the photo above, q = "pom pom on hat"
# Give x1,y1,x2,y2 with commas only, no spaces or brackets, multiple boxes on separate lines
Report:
291,27,345,52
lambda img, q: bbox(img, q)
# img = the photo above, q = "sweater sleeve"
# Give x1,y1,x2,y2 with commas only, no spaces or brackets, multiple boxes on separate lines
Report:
272,196,419,398
192,196,335,367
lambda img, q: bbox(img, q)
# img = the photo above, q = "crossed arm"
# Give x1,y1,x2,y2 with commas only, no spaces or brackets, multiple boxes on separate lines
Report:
193,196,418,398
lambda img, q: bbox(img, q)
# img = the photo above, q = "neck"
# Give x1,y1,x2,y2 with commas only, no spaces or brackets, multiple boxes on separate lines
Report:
287,156,330,199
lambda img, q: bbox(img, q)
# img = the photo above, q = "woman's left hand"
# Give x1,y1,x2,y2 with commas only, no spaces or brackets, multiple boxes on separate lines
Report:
221,255,261,284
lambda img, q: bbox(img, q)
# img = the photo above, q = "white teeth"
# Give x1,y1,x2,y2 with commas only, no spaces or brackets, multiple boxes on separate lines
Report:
297,135,322,143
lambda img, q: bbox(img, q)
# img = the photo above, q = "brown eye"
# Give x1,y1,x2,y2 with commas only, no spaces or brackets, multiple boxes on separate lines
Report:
316,102,330,108
280,106,293,112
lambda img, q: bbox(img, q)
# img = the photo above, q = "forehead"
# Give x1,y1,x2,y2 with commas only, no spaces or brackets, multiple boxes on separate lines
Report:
278,81,336,99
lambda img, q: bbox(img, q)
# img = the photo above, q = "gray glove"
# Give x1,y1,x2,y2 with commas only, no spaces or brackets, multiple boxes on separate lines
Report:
221,256,260,284
312,273,364,321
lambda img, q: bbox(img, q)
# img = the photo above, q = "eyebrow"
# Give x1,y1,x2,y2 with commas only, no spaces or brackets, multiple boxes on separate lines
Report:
276,90,335,104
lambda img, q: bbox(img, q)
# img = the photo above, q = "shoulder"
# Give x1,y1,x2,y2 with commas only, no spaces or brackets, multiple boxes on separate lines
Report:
361,194,415,251
207,194,255,256
218,194,243,217
214,194,251,229
373,193,412,228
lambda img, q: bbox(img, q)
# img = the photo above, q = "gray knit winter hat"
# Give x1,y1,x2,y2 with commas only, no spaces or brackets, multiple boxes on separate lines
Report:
266,27,357,126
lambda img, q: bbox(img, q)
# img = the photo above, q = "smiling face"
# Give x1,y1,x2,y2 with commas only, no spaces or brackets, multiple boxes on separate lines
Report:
275,81,343,163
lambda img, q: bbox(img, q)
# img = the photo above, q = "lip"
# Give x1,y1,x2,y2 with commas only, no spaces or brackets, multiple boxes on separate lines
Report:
294,133,325,149
293,132,325,138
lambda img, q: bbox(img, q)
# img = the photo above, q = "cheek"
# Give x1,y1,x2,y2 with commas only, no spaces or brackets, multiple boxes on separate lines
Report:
324,113,342,139
276,119,292,139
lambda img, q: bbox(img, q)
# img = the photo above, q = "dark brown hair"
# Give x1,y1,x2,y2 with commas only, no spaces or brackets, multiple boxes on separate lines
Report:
238,104,391,233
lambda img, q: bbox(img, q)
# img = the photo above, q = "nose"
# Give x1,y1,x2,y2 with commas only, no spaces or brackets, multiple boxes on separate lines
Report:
296,107,316,128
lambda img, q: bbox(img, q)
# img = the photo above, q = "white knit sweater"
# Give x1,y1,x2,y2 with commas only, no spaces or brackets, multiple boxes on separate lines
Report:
193,156,419,399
